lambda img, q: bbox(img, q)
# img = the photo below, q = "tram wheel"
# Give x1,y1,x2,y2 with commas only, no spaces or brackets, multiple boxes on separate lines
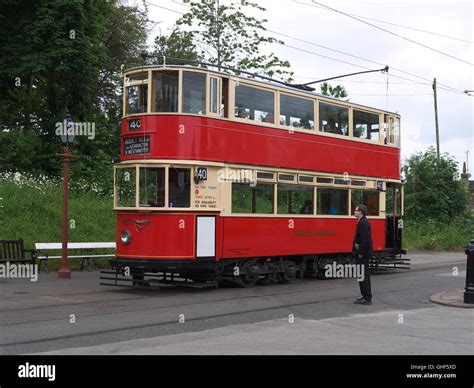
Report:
235,260,260,288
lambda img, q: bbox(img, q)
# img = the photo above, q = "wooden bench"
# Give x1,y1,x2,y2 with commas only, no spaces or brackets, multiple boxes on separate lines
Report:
35,242,116,273
0,239,36,264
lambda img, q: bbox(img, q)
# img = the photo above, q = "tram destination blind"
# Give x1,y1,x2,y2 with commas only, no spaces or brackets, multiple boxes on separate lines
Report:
124,136,150,155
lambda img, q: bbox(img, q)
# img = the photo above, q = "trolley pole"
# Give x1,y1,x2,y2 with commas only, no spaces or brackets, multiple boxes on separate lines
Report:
57,148,72,279
433,78,440,159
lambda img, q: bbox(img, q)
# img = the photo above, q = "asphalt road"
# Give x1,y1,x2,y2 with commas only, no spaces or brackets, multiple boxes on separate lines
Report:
0,251,472,355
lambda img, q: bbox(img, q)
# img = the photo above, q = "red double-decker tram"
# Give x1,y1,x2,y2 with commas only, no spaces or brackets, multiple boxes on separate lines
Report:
105,64,407,288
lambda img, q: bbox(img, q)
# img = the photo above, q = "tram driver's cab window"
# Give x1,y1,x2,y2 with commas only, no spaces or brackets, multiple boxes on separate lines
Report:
139,167,165,207
317,188,348,215
182,71,206,114
279,94,314,130
353,110,380,141
154,71,178,112
319,102,349,136
168,168,191,208
235,84,275,124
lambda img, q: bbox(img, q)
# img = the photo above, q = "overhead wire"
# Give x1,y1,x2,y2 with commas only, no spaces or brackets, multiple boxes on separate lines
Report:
310,1,474,66
144,0,468,96
293,0,474,44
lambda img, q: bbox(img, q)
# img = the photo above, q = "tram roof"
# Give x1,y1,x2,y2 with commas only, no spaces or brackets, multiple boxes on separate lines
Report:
124,64,400,117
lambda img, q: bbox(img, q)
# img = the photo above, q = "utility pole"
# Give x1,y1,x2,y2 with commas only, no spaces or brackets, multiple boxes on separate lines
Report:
433,78,440,159
466,150,470,173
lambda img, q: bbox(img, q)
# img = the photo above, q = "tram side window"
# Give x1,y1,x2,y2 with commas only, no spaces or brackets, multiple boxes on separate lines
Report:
384,115,395,145
353,110,380,141
277,185,314,214
139,167,165,207
169,168,191,208
279,94,314,130
127,85,148,114
154,71,178,112
182,72,206,114
394,117,401,147
116,168,136,207
232,183,274,213
317,188,348,215
319,102,348,136
235,84,275,124
351,190,379,216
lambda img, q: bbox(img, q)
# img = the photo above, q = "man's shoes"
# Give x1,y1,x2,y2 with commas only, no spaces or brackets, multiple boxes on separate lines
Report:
354,297,372,305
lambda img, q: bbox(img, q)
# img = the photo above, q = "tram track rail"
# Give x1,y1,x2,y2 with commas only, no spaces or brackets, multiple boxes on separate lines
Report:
0,276,459,348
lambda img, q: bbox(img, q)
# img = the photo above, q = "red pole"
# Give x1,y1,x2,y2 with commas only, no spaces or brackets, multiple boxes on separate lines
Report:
58,149,71,279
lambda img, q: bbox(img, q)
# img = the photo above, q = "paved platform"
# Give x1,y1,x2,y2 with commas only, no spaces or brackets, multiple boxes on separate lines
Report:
430,288,474,308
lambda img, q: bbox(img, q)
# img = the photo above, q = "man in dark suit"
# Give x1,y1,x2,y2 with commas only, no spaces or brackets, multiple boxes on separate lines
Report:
352,204,373,305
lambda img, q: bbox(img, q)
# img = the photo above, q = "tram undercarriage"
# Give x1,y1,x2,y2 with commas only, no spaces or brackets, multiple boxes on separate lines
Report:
100,250,409,289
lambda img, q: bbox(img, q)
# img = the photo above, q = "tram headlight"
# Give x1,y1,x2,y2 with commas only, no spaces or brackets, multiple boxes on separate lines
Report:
120,230,132,245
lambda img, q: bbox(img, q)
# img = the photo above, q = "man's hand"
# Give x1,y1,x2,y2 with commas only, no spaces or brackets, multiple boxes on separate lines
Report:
358,253,363,259
354,243,360,250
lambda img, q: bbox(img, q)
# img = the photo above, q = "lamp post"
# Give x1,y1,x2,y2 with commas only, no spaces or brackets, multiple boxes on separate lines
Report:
57,113,75,279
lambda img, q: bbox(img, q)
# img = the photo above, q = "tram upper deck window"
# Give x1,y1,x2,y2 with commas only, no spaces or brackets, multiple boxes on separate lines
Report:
353,110,380,141
394,117,401,147
316,188,348,215
168,168,191,208
280,94,314,130
235,84,275,124
154,71,178,112
139,167,165,207
182,71,206,114
126,84,148,114
319,102,349,136
115,168,136,207
127,73,148,83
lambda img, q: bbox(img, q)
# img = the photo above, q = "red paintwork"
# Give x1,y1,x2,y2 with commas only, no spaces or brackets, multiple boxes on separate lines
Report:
116,212,384,261
116,114,397,262
121,115,400,180
221,217,385,259
116,213,197,259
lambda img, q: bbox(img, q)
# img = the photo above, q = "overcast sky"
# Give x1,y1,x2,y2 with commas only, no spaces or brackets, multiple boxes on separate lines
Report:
144,0,473,175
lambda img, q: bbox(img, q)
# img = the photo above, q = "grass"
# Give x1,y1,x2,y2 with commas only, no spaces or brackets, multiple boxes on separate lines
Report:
0,174,115,270
403,217,473,251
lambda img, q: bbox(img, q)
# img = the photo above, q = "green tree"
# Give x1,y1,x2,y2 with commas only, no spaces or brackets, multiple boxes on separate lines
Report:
320,82,348,99
402,147,468,222
176,0,293,81
152,27,202,65
0,0,149,193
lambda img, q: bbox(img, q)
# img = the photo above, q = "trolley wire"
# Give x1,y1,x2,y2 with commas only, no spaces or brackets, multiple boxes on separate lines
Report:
144,0,468,96
310,1,474,67
294,0,474,44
